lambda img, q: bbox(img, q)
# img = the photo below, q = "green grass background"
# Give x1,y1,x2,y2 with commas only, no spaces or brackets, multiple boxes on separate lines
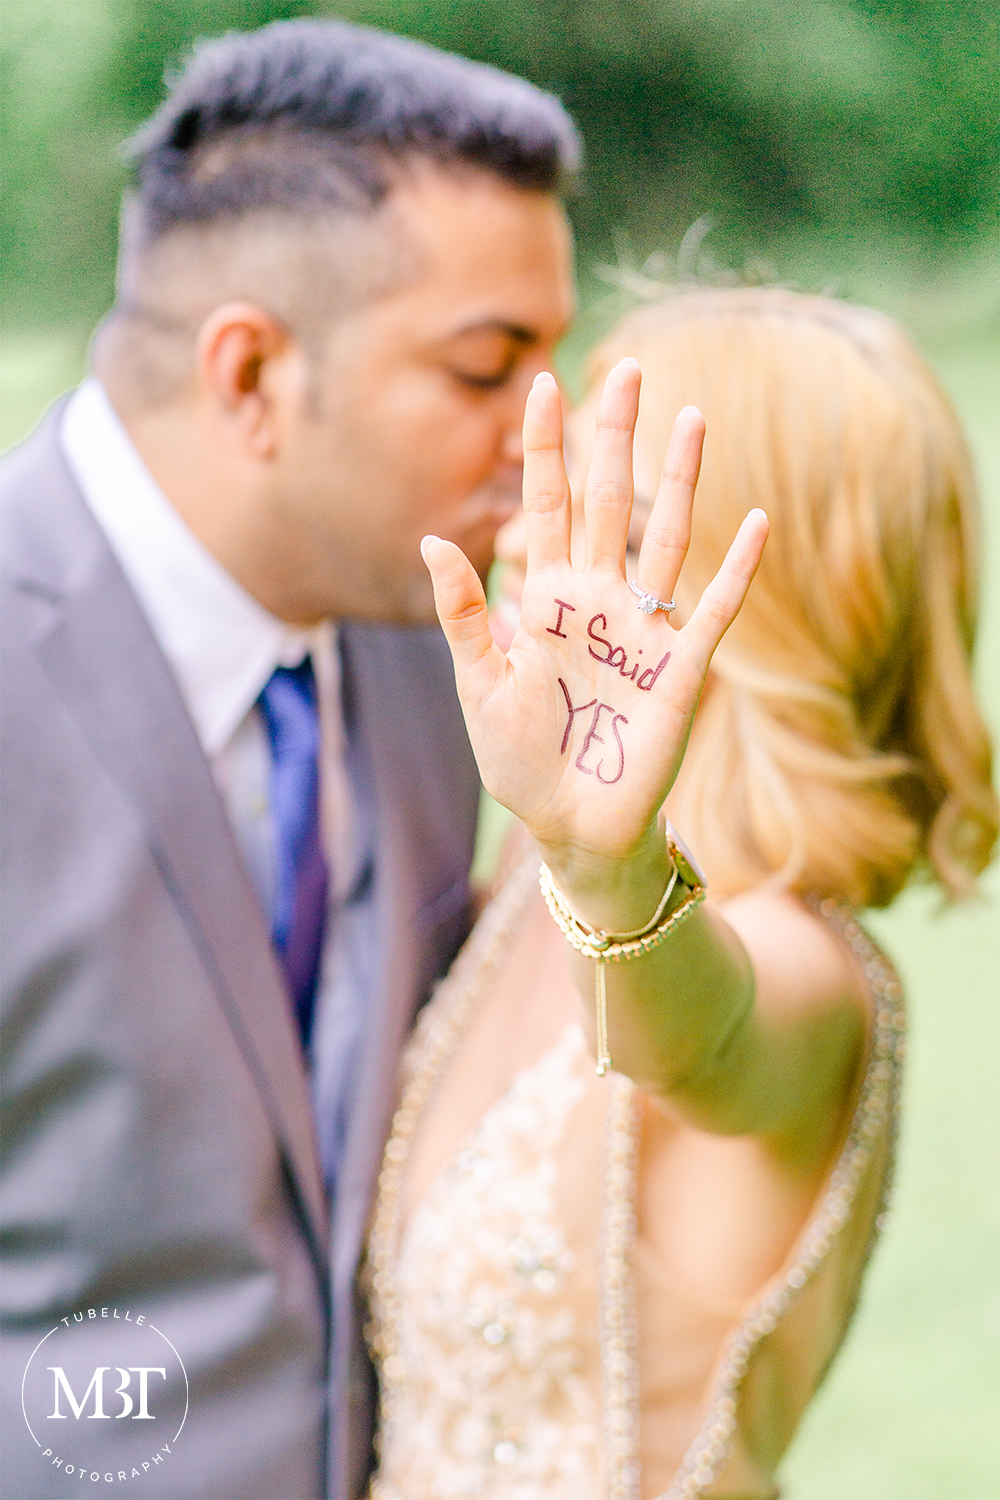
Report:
2,246,997,1496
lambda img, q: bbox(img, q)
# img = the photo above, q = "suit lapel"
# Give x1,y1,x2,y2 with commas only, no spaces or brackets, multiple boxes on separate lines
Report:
330,624,480,1293
10,421,330,1282
324,623,478,1493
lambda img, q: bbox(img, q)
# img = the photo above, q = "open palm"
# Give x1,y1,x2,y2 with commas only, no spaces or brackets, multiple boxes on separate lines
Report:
421,359,768,873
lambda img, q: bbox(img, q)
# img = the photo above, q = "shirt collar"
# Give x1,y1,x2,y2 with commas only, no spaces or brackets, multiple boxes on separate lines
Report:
59,378,319,756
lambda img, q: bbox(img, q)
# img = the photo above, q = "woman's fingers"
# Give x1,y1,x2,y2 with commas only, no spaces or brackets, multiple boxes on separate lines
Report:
683,509,769,675
635,406,705,608
421,535,505,699
583,359,642,572
521,373,571,572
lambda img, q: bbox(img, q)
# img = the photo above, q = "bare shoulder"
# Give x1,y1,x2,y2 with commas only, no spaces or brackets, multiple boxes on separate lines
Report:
636,891,878,1308
718,887,870,1025
698,888,871,1161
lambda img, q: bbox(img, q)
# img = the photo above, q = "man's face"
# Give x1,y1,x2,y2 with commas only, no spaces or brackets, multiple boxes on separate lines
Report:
273,165,574,624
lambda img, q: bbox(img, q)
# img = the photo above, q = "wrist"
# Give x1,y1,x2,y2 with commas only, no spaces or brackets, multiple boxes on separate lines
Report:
534,820,691,936
538,832,707,1077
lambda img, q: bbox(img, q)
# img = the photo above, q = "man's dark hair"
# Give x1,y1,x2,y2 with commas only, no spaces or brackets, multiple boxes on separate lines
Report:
97,21,578,406
128,19,580,240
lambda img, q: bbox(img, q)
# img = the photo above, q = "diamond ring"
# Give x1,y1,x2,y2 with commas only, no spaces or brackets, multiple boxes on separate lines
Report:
629,581,676,615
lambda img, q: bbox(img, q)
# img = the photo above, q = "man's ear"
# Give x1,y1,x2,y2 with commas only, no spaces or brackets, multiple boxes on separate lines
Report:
195,302,305,458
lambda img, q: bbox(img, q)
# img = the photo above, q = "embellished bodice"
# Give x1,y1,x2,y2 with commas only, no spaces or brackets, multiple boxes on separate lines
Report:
373,1020,604,1497
365,858,904,1499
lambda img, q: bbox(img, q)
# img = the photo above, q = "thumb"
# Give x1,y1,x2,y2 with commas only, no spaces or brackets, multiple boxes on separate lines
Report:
421,535,505,701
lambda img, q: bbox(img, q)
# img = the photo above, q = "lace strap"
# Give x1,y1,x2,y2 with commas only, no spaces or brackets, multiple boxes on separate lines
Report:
600,1073,642,1500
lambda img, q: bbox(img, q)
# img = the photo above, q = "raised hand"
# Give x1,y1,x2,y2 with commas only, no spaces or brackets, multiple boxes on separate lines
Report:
421,359,768,900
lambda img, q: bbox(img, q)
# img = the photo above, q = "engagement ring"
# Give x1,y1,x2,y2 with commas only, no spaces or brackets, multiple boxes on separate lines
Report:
629,581,676,615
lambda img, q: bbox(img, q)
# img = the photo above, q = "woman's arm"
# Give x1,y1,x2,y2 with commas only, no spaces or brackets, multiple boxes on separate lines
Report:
421,361,861,1164
570,888,866,1169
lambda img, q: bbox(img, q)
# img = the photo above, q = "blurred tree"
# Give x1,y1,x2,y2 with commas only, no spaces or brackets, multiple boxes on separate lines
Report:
0,0,311,327
0,0,996,329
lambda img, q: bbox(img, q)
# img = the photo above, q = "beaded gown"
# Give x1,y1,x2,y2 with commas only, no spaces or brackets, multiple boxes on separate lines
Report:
365,856,904,1499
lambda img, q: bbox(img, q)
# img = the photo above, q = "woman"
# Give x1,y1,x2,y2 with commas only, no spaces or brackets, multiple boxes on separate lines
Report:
365,288,997,1498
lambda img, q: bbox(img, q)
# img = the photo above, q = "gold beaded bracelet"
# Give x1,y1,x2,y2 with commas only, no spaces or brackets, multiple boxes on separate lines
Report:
539,832,706,1075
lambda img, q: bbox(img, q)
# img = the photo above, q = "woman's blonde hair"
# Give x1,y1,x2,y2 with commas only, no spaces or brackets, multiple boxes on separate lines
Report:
585,286,997,906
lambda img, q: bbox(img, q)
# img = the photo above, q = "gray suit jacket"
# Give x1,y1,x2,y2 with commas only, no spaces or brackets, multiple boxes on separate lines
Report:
0,407,480,1498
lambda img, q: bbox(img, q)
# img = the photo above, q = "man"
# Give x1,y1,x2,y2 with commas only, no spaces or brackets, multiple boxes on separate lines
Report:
0,20,576,1497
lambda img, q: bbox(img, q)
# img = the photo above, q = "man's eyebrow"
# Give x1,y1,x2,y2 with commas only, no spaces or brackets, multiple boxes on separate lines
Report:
444,319,538,344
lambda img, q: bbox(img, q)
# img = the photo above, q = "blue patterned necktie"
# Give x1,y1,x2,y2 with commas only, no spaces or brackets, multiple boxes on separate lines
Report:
257,658,329,1048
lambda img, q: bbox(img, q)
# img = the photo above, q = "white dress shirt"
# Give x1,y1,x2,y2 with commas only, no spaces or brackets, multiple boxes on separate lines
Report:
60,380,369,1185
